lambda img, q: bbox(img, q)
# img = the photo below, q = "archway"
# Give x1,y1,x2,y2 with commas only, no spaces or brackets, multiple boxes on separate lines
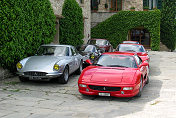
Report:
128,27,150,49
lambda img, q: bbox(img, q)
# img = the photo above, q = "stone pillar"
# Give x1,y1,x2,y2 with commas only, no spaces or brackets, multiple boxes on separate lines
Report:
98,0,107,12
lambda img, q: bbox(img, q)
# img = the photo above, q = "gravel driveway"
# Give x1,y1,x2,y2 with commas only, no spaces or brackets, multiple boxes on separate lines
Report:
0,51,176,118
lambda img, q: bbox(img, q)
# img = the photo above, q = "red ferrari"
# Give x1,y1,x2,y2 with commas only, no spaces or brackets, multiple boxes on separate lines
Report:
78,52,149,97
116,43,150,62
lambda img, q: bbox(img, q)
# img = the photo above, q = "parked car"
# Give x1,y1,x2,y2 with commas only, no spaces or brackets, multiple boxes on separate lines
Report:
76,44,103,66
16,44,83,84
116,44,150,62
78,52,149,97
87,39,113,52
122,41,139,44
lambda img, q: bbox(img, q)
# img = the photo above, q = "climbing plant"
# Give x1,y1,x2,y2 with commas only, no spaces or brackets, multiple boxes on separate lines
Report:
91,10,161,50
0,0,56,72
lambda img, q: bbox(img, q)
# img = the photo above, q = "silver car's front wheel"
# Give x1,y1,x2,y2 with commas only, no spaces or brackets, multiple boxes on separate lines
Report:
58,66,69,84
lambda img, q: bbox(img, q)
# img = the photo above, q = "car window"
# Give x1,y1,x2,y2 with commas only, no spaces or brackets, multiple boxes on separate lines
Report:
94,55,137,68
134,55,142,65
117,44,145,52
71,48,76,56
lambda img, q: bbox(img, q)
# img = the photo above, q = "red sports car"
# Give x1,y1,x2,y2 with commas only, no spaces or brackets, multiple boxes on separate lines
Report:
87,39,113,52
78,52,149,97
122,41,139,44
116,43,150,62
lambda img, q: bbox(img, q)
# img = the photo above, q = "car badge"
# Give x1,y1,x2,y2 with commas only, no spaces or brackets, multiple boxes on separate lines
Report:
103,87,106,90
34,72,37,76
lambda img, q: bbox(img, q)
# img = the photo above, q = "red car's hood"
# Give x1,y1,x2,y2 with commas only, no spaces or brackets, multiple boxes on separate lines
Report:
81,66,137,84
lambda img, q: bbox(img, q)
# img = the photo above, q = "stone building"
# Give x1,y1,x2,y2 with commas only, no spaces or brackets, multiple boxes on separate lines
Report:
91,0,162,49
49,0,91,44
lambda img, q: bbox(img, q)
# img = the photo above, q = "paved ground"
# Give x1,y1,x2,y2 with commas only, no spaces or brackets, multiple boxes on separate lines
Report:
0,51,176,118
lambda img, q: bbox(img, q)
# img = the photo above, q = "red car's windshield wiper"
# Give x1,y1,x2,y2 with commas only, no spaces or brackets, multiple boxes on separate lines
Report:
93,64,103,66
107,65,129,68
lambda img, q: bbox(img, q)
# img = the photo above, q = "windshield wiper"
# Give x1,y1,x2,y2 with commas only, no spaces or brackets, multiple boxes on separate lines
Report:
93,64,103,66
107,65,129,68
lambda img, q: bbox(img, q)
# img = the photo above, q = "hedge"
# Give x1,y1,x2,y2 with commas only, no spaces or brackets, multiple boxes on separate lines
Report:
161,0,176,51
0,0,56,72
59,0,84,46
91,10,161,50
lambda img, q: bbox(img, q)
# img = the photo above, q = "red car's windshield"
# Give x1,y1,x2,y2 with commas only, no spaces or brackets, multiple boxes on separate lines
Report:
117,44,145,52
93,55,137,68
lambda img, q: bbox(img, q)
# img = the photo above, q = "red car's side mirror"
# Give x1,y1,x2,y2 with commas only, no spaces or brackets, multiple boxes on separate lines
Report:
85,59,92,65
139,62,149,68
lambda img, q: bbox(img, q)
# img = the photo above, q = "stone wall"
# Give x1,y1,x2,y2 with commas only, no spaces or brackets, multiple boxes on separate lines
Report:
91,12,116,28
49,0,91,43
0,67,12,81
123,0,143,11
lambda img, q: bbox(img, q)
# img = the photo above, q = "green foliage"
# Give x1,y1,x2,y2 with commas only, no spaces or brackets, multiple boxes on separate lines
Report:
0,0,56,72
161,0,176,51
59,0,84,46
91,10,161,50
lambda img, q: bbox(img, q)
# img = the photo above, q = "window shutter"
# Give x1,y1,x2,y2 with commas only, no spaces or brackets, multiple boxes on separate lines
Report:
157,0,162,9
143,0,149,7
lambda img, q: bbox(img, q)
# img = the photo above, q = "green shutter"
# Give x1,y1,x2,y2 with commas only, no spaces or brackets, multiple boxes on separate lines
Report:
143,0,149,7
157,0,162,9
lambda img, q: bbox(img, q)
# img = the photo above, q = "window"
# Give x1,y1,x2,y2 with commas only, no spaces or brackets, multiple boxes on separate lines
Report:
143,0,162,9
134,55,142,65
80,0,84,4
71,48,76,56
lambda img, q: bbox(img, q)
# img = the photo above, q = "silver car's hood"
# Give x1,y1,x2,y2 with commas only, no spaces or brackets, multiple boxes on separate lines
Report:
22,56,63,72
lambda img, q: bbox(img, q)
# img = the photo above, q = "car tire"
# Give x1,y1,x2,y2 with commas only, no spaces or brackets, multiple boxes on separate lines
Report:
146,76,149,84
136,77,143,97
58,66,69,84
19,76,29,82
76,61,83,75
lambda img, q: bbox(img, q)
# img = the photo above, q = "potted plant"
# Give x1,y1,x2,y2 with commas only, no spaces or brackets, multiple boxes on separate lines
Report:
92,6,98,12
109,8,115,12
143,6,149,11
130,7,135,11
105,3,108,9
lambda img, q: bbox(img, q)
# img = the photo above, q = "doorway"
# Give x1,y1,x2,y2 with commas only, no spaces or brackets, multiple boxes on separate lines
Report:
129,28,150,49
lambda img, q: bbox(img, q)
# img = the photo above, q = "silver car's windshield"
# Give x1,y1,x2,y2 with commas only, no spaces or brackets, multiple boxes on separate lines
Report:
118,44,145,52
94,55,137,68
37,46,69,56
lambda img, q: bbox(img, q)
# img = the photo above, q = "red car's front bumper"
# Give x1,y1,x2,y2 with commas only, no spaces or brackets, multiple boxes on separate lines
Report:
78,83,140,98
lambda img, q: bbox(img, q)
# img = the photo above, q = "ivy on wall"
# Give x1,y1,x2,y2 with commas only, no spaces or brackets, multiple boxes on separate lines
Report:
91,10,161,50
59,0,84,46
161,0,176,51
0,0,56,72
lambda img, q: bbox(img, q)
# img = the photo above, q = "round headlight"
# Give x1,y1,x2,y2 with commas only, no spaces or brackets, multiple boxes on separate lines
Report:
54,64,59,70
17,62,23,69
90,54,95,59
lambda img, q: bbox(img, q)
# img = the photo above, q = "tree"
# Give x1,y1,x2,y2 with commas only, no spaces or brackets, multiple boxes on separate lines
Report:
161,0,176,51
59,0,84,46
0,0,56,72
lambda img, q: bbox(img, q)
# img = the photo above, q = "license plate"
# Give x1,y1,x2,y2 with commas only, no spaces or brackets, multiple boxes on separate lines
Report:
29,77,41,80
98,93,110,96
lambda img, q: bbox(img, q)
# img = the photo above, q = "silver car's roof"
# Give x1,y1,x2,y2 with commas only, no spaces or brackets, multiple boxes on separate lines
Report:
41,44,72,47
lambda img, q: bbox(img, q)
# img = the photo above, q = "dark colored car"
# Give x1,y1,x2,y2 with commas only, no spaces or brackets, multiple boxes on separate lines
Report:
122,41,139,44
87,39,113,52
76,44,103,66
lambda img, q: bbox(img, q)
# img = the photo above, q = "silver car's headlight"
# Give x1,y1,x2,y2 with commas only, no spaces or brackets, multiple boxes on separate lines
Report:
54,64,60,71
16,62,23,69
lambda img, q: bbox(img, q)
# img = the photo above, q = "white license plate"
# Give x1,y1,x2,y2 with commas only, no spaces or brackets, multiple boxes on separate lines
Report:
29,77,41,80
98,93,110,96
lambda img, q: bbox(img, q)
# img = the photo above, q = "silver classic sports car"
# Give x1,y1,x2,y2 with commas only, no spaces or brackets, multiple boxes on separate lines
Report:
16,44,83,84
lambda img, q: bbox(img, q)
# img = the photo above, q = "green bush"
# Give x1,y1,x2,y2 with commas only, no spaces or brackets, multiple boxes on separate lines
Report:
161,0,176,51
0,0,56,72
59,0,84,46
91,10,161,50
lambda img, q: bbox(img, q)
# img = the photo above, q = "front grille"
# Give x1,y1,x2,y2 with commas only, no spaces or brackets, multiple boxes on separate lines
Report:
89,85,121,91
24,72,47,76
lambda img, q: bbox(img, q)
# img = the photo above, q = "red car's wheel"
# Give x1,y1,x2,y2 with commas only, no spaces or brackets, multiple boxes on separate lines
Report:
136,77,143,97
